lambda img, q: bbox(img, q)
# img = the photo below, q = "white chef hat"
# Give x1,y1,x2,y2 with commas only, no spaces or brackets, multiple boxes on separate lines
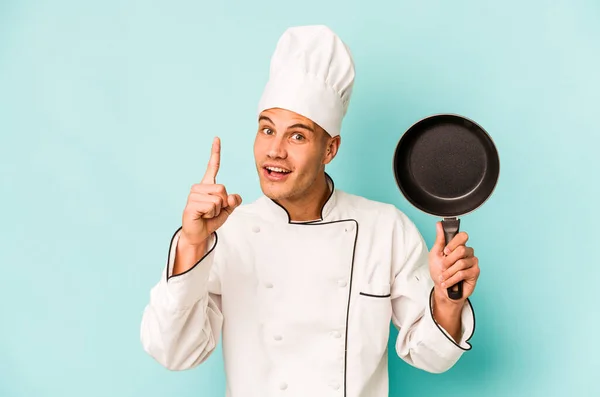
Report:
257,25,355,137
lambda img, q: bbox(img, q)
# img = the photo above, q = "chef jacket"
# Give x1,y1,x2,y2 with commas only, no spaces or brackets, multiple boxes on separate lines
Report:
140,174,475,397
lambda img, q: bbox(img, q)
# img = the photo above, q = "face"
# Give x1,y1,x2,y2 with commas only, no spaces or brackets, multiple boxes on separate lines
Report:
253,108,340,202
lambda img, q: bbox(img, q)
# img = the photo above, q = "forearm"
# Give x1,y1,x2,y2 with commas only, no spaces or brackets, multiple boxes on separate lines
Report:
141,280,222,370
432,286,464,343
141,229,222,370
172,234,209,276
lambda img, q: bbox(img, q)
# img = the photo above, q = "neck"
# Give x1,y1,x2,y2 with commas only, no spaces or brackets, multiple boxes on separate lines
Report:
276,173,331,222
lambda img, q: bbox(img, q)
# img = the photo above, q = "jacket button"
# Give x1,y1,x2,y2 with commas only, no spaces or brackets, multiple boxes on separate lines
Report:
338,280,347,288
252,226,260,233
265,282,273,288
330,382,340,390
274,335,283,341
279,382,288,390
331,331,341,339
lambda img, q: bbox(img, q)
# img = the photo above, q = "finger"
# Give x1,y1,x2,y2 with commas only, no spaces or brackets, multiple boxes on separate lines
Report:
188,192,225,206
189,193,224,217
443,245,474,268
431,222,446,254
186,201,218,219
441,265,478,289
440,258,475,283
222,194,243,215
191,183,228,207
201,136,221,184
443,231,469,255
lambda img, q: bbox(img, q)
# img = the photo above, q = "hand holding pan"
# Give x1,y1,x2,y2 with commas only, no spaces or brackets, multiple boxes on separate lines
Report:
393,114,500,300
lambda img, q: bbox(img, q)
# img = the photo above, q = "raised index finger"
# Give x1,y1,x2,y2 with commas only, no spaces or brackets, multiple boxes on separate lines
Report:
201,136,220,184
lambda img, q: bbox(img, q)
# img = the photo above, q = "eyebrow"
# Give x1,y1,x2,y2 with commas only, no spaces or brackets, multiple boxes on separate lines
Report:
258,116,274,124
288,123,315,133
258,116,315,134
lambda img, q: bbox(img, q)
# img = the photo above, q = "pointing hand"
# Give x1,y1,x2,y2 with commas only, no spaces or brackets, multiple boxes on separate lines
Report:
181,137,243,246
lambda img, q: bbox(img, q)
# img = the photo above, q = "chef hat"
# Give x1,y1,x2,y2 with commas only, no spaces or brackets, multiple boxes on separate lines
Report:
257,25,355,137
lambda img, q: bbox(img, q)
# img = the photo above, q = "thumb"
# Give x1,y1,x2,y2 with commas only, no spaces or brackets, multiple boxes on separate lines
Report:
432,221,446,254
223,194,242,214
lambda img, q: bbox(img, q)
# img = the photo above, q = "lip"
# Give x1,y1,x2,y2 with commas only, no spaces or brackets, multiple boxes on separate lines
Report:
263,164,292,172
262,165,292,182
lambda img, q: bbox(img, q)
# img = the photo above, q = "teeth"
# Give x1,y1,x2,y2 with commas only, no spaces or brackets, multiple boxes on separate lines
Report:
266,166,290,173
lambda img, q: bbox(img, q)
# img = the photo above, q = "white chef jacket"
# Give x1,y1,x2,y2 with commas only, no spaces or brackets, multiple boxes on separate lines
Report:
140,174,475,397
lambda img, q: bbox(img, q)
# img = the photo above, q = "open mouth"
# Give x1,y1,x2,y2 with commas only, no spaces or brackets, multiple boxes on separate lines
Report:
264,166,292,176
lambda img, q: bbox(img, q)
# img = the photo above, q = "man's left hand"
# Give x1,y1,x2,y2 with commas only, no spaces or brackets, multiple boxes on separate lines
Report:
429,221,480,305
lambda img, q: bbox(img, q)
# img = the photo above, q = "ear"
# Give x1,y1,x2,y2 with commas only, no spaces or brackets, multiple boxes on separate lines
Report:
323,135,341,165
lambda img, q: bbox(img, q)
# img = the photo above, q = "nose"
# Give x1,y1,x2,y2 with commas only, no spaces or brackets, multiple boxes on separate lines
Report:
267,136,287,159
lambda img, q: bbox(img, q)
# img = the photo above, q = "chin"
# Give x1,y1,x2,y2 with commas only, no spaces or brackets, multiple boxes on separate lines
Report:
259,180,291,201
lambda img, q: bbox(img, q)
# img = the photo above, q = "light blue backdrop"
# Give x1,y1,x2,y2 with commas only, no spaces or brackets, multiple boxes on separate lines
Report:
1,0,598,396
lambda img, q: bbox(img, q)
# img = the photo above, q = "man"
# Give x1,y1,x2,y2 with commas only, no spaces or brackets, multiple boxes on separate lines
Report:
140,25,479,396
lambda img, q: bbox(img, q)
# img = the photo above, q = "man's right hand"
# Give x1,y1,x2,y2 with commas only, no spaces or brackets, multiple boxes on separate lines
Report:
172,137,242,276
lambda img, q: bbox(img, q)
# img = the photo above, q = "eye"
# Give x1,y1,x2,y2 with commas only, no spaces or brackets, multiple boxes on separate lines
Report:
262,127,273,135
291,133,305,141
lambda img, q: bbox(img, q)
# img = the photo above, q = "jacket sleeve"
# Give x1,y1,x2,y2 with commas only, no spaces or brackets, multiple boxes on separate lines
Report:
140,227,224,371
390,211,475,374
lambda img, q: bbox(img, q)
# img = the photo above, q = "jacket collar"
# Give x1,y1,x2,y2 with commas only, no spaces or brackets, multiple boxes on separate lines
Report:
263,173,337,224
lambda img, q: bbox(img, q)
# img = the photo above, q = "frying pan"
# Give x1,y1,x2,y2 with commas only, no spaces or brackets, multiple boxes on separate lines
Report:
393,114,499,300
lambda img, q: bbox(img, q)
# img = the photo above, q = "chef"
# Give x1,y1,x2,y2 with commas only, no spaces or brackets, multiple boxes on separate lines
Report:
140,25,479,397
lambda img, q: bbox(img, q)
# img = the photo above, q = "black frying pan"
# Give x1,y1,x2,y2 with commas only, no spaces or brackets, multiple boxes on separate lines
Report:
393,114,499,300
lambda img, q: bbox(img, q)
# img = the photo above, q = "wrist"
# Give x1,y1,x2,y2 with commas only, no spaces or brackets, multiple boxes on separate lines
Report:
172,233,210,277
431,287,464,343
433,286,465,315
177,237,208,256
179,230,210,248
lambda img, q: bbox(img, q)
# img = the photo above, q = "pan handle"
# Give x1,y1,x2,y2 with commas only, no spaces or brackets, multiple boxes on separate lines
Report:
442,217,463,300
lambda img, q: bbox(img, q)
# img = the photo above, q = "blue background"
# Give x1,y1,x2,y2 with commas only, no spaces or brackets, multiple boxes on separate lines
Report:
1,0,599,396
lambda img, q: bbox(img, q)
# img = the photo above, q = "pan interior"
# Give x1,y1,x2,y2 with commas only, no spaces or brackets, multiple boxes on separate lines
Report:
394,116,499,217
